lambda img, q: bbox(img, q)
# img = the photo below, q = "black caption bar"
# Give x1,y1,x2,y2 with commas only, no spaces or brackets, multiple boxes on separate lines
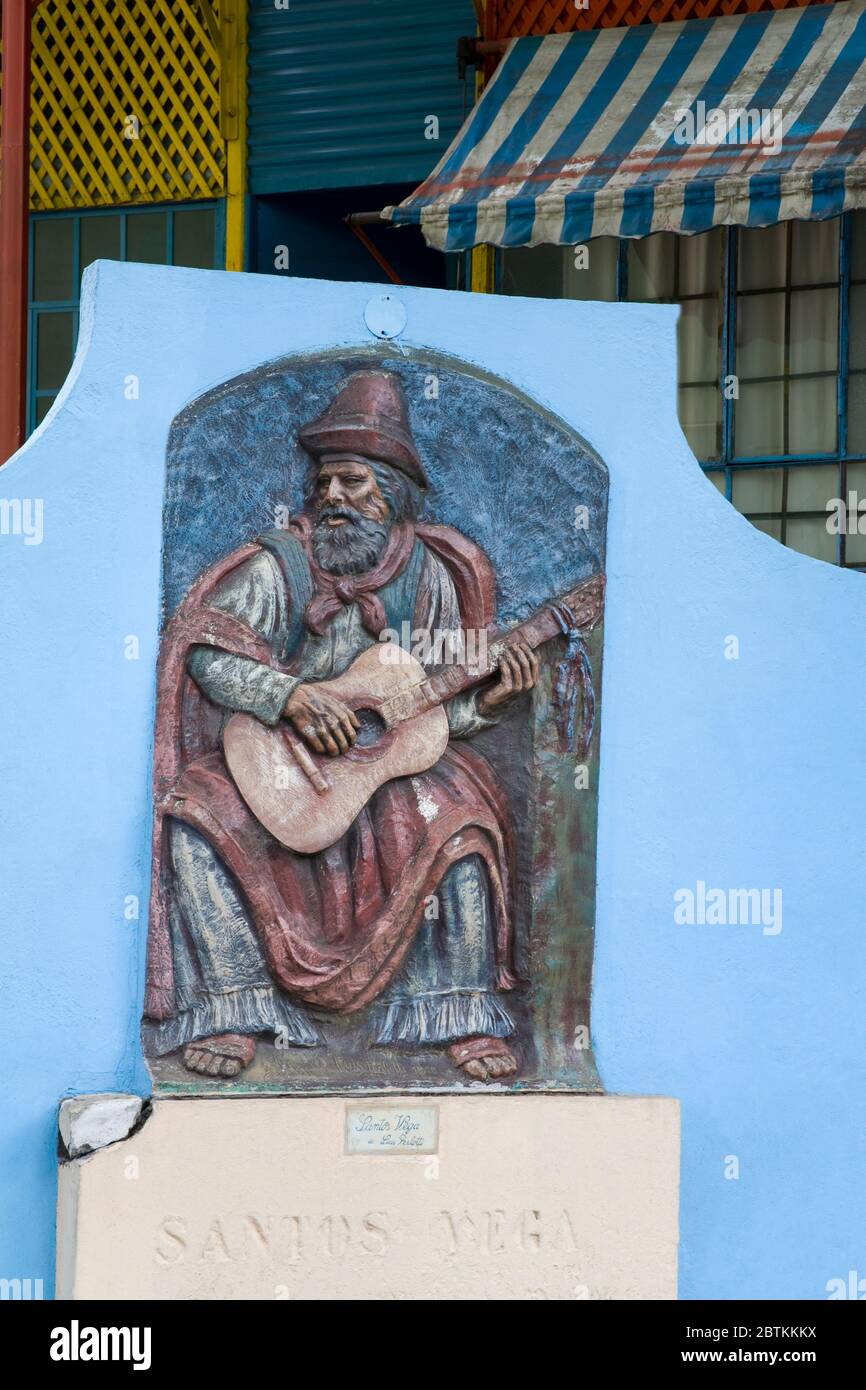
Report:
3,1296,862,1373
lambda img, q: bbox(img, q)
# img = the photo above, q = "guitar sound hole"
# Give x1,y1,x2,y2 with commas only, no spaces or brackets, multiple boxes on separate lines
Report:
354,708,387,747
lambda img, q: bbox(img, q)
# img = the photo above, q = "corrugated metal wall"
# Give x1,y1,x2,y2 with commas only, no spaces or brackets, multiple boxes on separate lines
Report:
247,0,476,194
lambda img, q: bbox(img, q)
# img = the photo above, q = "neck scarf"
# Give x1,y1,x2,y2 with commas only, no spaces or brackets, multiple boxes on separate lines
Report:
302,518,415,637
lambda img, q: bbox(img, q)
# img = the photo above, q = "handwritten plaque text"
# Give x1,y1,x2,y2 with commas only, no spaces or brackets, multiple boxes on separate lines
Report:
345,1105,438,1155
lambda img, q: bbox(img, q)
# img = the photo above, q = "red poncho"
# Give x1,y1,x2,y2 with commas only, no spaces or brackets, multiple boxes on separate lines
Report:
144,523,517,1022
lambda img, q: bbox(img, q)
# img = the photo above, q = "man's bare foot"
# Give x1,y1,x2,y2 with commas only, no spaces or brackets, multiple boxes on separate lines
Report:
449,1035,518,1082
182,1032,256,1078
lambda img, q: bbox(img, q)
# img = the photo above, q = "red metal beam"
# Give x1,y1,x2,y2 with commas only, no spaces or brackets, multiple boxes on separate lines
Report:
0,0,35,462
344,219,405,286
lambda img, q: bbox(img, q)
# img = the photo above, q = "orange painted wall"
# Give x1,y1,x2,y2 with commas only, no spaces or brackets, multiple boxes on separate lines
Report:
486,0,835,40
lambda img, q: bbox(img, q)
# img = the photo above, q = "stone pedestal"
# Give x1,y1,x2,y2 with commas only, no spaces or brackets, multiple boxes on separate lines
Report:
57,1094,680,1300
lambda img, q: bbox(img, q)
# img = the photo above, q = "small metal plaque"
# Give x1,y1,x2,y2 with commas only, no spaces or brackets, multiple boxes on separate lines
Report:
363,293,407,340
345,1104,438,1155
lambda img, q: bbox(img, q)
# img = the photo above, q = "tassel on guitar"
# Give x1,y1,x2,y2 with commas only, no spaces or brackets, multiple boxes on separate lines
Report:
550,602,596,761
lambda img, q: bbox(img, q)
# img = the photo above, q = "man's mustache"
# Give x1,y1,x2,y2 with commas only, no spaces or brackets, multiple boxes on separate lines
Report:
311,502,390,575
316,505,364,525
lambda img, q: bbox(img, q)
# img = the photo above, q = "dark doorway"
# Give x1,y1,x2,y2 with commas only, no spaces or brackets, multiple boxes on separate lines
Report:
250,183,456,288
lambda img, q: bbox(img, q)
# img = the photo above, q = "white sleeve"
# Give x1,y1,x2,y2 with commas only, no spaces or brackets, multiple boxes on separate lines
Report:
417,550,500,740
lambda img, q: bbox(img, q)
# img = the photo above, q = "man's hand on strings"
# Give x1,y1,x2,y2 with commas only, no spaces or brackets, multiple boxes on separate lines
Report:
284,684,359,756
477,641,540,715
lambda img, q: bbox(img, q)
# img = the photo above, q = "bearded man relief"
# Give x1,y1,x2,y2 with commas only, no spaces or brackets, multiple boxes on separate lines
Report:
144,369,604,1085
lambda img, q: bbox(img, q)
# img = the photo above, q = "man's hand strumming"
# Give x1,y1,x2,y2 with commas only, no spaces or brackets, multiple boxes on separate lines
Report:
284,684,360,756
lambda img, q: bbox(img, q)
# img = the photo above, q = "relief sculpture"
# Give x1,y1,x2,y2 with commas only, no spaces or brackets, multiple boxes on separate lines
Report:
143,354,607,1092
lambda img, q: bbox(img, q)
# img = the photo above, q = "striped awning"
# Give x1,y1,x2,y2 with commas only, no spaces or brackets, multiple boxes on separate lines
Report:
384,1,866,249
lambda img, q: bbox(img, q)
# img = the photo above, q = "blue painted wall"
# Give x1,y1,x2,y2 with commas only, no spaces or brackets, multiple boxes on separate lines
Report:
1,262,864,1299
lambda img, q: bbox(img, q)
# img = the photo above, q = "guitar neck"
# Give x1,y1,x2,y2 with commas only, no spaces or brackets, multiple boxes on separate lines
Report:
416,573,605,709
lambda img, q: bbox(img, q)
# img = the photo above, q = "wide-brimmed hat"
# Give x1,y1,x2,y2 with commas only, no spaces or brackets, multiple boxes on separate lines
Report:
298,370,427,488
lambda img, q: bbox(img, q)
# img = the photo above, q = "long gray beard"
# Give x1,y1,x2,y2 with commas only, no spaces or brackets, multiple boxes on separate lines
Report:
311,508,391,575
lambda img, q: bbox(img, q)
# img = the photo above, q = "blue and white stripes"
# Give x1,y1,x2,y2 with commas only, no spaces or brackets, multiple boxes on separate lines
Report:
385,1,866,249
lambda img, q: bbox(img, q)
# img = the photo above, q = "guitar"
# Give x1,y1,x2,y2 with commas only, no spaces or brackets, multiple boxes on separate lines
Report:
223,574,604,854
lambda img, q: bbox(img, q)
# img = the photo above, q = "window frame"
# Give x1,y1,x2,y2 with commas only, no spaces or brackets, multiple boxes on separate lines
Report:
499,214,866,568
27,201,225,434
616,216,862,568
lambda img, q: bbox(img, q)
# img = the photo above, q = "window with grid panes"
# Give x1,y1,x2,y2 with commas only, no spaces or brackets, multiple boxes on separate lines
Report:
845,215,866,566
732,221,839,563
29,204,221,432
628,231,723,465
501,213,866,570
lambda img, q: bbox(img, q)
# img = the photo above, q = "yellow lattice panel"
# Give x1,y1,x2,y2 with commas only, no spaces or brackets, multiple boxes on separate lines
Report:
22,0,225,211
